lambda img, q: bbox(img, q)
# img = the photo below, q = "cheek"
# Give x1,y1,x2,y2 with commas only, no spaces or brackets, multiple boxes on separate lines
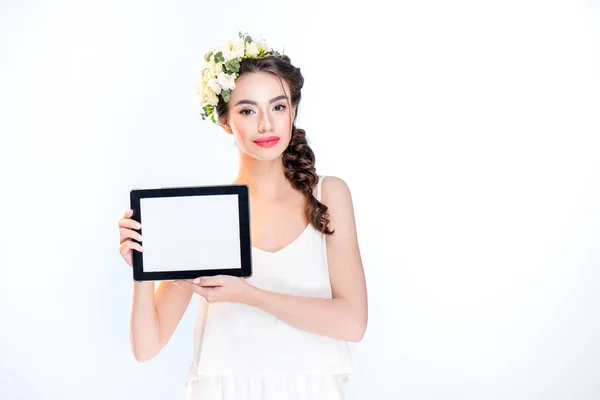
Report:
230,116,253,138
276,112,291,124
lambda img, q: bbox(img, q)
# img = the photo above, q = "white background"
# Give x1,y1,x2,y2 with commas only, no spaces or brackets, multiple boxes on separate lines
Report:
1,0,599,399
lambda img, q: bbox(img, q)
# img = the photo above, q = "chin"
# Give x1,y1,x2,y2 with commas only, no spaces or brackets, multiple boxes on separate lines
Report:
243,138,289,161
247,149,285,162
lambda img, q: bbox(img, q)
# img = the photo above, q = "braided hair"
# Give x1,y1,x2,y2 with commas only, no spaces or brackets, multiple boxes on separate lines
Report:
216,55,334,235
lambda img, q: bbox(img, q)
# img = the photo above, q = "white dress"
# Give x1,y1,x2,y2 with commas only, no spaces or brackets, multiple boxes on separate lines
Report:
184,175,359,400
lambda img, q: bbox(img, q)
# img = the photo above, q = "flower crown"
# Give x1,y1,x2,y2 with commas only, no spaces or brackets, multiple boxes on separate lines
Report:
197,32,281,124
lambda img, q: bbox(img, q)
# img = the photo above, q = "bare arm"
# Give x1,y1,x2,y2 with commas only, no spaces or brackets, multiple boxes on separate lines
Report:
129,280,203,362
119,209,207,362
247,176,368,342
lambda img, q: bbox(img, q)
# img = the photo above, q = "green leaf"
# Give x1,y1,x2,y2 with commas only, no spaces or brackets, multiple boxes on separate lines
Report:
204,51,213,62
222,89,231,102
227,58,240,73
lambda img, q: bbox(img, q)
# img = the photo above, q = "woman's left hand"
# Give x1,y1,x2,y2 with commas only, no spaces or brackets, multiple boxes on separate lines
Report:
175,275,256,304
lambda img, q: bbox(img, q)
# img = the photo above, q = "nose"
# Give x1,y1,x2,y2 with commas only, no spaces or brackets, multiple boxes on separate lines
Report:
257,109,273,133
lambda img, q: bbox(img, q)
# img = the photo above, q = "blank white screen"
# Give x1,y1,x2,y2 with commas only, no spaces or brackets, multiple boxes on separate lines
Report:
139,194,241,272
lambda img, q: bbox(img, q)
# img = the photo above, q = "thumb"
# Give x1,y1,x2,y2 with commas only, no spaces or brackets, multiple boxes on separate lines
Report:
195,276,223,287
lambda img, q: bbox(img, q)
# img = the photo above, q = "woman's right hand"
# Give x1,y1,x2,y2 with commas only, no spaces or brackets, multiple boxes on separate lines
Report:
118,209,144,268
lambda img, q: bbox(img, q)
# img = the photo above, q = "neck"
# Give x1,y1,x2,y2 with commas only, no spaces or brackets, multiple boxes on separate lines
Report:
233,151,292,201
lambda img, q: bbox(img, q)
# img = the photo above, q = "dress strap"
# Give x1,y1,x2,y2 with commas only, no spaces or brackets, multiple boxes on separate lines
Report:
316,175,326,202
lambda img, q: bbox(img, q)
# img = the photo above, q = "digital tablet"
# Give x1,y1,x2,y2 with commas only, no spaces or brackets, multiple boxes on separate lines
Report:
129,184,252,281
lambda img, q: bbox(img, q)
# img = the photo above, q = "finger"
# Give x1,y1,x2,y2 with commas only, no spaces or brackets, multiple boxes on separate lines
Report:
192,277,215,285
119,240,143,256
195,286,215,301
119,227,143,244
176,280,214,300
118,219,141,230
118,215,141,230
124,209,133,218
195,275,224,287
198,275,229,286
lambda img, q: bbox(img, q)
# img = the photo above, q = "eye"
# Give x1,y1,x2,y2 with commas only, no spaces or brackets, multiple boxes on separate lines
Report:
239,105,286,115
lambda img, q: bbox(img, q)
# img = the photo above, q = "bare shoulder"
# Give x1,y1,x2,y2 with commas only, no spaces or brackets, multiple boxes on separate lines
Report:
320,175,355,230
320,175,352,203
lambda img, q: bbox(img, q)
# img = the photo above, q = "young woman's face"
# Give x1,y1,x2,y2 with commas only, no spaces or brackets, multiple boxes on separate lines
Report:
221,71,295,161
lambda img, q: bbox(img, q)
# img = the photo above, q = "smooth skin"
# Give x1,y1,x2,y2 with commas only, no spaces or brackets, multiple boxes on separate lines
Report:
118,71,368,362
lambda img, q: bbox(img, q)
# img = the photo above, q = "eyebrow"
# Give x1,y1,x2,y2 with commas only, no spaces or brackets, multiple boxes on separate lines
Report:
234,95,288,107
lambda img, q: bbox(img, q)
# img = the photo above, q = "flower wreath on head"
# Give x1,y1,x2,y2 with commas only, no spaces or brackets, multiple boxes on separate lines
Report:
197,32,281,124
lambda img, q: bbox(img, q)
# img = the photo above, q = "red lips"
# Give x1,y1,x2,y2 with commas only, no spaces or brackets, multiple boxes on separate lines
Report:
253,136,280,143
253,136,280,148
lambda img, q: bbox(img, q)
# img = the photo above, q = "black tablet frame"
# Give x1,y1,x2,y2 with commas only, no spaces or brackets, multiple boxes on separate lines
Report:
129,184,252,281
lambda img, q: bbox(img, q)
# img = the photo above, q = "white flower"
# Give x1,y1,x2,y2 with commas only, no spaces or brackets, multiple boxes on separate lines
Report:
232,39,245,58
217,40,240,62
196,82,205,104
217,72,236,91
253,35,268,52
203,85,218,106
202,68,211,83
245,41,259,56
207,77,222,95
208,61,223,76
212,42,227,60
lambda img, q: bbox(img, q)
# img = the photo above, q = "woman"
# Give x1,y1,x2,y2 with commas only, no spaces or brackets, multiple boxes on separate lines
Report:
117,33,368,399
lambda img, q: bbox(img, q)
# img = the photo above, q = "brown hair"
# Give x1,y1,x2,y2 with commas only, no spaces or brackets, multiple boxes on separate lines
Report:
216,54,334,235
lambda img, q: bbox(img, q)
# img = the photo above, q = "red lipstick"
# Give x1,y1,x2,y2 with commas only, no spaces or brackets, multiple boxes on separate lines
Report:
253,136,280,148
